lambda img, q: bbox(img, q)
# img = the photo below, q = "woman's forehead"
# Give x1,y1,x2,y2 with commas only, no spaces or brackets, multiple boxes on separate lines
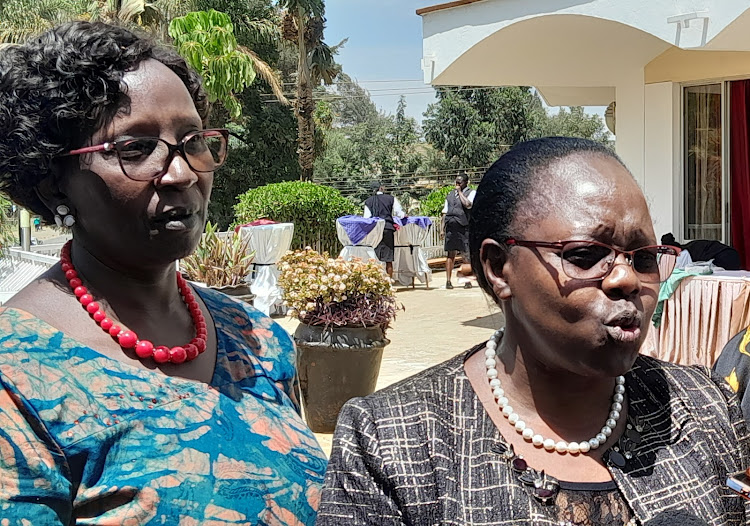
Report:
515,154,654,242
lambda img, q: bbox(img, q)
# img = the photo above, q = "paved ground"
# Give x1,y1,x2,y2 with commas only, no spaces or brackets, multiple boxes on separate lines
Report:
275,270,505,455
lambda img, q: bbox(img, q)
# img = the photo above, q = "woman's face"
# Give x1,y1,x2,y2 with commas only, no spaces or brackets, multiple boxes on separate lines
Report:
493,153,659,378
59,59,212,269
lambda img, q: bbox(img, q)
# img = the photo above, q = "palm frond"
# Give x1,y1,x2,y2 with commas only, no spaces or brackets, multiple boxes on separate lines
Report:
239,17,280,47
238,45,289,105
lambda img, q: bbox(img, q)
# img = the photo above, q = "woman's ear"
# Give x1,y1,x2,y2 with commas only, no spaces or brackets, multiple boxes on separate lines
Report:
480,239,512,301
34,174,69,219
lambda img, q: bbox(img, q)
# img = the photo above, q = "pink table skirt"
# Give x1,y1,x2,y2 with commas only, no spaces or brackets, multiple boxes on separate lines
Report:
641,275,750,367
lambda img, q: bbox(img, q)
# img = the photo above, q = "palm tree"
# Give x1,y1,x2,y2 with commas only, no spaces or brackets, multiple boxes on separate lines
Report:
278,0,339,180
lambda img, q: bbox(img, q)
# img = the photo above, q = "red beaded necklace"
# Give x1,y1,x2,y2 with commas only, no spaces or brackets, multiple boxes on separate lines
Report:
60,240,207,364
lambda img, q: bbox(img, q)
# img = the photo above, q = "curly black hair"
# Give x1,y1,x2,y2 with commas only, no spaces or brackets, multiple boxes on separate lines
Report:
0,21,209,222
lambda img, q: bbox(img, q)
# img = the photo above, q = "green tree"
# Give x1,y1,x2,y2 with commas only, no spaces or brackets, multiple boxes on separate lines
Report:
330,73,378,127
190,0,301,228
422,86,545,170
169,10,257,118
315,91,424,203
423,86,608,170
542,106,610,142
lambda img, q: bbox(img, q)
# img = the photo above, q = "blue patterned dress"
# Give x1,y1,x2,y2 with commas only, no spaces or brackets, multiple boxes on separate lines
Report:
0,287,326,525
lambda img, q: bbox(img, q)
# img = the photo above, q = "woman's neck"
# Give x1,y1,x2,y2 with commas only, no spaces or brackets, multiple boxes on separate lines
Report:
497,327,618,435
68,239,182,316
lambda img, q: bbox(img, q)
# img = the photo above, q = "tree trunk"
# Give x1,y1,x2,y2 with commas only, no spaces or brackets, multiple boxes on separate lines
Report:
295,9,315,181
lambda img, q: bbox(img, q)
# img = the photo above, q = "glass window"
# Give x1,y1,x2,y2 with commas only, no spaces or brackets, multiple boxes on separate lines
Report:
684,84,723,241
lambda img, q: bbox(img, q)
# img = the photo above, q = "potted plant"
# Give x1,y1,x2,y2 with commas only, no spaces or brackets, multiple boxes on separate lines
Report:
279,248,400,432
181,221,255,302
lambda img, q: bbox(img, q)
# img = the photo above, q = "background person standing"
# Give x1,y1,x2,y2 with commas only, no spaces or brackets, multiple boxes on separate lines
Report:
364,181,405,278
442,173,476,289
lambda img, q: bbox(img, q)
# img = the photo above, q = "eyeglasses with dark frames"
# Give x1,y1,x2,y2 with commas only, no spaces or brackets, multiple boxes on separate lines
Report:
504,238,681,284
63,129,230,182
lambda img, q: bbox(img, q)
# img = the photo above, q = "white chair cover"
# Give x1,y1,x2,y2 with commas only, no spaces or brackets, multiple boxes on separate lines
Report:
239,223,294,315
336,218,385,261
393,222,433,286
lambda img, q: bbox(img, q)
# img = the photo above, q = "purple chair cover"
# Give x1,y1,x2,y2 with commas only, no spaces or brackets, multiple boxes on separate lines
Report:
337,215,382,245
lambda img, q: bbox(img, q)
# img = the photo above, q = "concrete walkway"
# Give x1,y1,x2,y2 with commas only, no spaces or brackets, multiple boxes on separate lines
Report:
275,270,505,454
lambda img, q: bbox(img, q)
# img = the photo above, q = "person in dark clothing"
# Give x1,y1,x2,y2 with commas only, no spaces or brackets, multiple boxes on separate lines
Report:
442,173,476,289
661,232,742,270
364,181,405,278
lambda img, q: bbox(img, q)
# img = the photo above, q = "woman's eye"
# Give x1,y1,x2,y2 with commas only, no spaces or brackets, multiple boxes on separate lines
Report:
563,248,608,269
119,139,158,160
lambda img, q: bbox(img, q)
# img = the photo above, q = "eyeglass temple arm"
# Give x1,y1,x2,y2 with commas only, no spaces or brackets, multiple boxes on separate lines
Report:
65,143,110,157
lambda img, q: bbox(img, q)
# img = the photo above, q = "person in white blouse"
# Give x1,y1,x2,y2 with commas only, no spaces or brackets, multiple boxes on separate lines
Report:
364,181,405,278
442,173,476,289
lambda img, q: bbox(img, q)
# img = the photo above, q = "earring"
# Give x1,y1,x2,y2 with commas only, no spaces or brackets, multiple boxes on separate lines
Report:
55,205,75,228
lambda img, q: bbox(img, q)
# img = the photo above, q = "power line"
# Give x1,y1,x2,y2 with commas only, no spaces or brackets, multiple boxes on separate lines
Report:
281,79,424,86
259,85,521,103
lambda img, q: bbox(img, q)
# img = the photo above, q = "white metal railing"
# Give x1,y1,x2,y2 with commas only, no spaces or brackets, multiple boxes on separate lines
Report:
0,249,59,304
422,216,446,260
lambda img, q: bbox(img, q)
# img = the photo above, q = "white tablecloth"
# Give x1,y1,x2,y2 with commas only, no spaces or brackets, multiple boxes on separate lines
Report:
239,223,294,315
336,218,384,262
393,222,432,286
641,273,750,367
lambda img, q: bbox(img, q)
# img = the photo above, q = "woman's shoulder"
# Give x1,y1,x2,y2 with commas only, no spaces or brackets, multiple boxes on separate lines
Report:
631,354,724,396
194,286,296,380
350,348,474,417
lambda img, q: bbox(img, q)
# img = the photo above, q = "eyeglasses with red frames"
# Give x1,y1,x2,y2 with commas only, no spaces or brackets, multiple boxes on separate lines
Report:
63,129,230,182
504,238,681,283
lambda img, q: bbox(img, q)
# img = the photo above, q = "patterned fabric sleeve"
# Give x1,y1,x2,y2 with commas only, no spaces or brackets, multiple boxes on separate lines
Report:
0,379,73,523
316,397,407,526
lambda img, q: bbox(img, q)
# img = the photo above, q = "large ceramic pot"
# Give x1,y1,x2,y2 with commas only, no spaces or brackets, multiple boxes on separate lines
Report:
294,323,389,433
210,283,256,305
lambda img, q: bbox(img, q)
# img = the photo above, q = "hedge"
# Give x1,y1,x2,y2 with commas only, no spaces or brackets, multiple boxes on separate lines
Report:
234,181,358,255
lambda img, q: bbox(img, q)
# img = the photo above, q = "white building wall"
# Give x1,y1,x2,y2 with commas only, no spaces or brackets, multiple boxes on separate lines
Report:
643,82,679,239
615,75,646,187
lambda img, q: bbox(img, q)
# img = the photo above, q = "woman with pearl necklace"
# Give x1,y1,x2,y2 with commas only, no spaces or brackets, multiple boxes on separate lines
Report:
316,137,749,526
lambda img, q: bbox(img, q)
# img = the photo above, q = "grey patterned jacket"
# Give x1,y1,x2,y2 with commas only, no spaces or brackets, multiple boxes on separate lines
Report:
316,350,750,525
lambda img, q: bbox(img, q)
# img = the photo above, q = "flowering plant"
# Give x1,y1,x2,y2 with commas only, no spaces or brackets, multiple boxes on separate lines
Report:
279,248,400,331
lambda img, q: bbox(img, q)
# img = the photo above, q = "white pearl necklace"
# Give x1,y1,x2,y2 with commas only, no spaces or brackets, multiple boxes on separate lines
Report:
485,329,625,455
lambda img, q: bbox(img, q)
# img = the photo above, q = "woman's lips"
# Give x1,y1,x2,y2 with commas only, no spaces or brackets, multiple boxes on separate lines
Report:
605,324,642,343
152,209,199,232
603,311,643,344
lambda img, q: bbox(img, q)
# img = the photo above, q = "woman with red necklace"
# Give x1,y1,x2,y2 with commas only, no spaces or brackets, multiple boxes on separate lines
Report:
0,22,325,524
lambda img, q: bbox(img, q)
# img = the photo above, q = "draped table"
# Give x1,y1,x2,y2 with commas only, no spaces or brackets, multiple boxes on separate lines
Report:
336,215,384,262
238,222,295,316
393,216,433,288
641,272,750,367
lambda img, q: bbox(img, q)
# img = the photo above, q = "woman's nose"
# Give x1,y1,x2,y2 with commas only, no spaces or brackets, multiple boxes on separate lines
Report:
602,254,642,298
156,152,198,188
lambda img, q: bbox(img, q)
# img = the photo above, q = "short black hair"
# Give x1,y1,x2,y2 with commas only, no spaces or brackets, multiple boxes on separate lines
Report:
0,21,209,221
469,137,626,299
456,172,469,184
370,180,383,193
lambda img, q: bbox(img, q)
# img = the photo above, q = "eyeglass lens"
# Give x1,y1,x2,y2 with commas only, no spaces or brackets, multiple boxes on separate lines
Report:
560,242,678,283
118,131,227,180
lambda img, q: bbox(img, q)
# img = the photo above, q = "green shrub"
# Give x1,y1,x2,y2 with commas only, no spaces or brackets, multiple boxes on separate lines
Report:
234,181,358,255
419,186,452,217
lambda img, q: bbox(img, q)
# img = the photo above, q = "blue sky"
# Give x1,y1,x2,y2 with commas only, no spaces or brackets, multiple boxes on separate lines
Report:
324,0,438,122
323,0,606,124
